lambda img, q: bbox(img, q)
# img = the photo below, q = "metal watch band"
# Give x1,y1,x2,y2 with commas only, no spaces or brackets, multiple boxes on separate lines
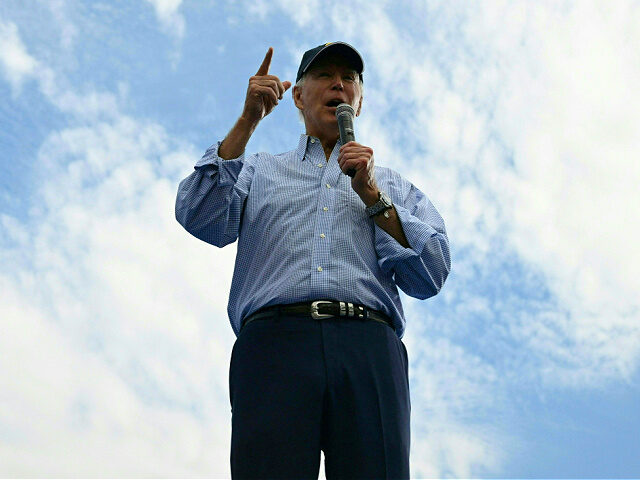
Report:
366,191,393,217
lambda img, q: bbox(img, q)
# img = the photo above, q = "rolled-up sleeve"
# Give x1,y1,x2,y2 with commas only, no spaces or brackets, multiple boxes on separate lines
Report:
175,141,253,247
375,182,451,299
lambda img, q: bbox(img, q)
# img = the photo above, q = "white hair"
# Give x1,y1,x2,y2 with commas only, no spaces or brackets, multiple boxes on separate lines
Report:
295,73,364,123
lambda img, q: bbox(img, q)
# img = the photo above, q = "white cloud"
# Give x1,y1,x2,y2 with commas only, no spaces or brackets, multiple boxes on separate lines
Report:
468,1,640,385
0,11,239,475
0,20,123,119
269,0,640,473
400,296,507,478
411,428,503,479
0,24,239,470
273,0,319,29
145,0,185,39
0,21,38,94
246,0,271,22
292,0,640,387
0,111,239,474
47,0,78,49
0,277,227,476
3,0,640,476
0,114,239,475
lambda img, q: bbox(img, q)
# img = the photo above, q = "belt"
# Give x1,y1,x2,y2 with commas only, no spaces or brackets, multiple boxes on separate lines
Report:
241,300,395,331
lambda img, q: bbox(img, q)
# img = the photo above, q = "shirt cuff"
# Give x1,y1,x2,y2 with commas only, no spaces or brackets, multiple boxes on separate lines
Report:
194,141,245,186
374,203,435,262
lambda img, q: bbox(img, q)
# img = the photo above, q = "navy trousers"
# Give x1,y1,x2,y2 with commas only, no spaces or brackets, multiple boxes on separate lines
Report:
229,312,411,479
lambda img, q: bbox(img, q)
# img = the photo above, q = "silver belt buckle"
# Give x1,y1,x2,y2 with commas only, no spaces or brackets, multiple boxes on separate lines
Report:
311,301,335,319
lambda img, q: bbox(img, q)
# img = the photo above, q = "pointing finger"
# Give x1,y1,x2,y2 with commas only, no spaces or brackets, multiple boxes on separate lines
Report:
256,47,273,76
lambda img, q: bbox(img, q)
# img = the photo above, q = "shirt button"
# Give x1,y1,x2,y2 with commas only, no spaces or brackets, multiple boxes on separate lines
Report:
310,138,316,143
323,207,328,211
317,266,323,272
320,233,326,238
326,183,331,189
317,163,323,168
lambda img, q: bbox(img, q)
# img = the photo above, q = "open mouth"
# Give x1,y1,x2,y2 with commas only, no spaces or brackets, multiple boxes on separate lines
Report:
325,99,342,108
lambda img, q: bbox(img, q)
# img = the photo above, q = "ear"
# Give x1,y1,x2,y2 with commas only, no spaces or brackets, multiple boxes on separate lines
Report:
293,85,304,110
355,94,363,117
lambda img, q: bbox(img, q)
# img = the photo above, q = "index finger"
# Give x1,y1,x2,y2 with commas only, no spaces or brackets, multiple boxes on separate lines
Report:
256,47,273,76
339,141,359,150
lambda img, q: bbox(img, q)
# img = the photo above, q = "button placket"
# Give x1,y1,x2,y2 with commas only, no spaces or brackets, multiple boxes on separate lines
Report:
310,144,337,286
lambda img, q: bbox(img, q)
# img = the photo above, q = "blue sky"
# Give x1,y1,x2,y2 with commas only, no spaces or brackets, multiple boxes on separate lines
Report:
1,0,639,477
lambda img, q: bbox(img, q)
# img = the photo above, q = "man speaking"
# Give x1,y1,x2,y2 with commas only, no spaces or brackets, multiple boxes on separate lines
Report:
175,42,450,479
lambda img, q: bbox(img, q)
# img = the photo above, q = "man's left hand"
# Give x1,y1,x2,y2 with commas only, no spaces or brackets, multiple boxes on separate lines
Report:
338,141,379,206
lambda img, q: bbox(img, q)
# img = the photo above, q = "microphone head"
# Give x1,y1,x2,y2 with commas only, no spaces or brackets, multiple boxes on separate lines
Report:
335,103,357,177
336,103,355,118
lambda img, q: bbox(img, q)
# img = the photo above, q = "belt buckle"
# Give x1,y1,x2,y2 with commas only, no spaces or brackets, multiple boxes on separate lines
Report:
311,301,334,319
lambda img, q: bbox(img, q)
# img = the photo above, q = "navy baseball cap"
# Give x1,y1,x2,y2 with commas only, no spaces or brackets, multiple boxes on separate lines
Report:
296,42,364,83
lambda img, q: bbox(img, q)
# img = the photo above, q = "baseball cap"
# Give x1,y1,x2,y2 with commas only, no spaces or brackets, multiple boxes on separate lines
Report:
296,42,364,83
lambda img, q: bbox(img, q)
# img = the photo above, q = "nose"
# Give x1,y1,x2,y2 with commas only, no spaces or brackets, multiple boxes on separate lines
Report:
330,74,344,90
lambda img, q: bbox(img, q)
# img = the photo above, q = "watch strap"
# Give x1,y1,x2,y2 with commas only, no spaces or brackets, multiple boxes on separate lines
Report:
366,191,393,217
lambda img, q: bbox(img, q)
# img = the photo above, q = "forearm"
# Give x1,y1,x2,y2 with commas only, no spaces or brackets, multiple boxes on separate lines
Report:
375,201,451,299
371,206,410,248
218,116,259,160
175,139,250,247
175,168,234,246
361,189,410,248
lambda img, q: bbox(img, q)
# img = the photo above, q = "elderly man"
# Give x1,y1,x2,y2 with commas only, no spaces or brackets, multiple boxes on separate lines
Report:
175,42,450,479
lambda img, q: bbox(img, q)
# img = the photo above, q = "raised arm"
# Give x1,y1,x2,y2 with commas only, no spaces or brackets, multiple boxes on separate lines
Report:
219,47,291,159
175,47,291,245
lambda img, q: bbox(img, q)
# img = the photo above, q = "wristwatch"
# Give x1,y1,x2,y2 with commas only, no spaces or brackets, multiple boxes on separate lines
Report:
365,191,393,218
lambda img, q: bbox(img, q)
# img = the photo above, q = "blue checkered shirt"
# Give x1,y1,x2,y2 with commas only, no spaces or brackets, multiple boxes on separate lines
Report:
175,134,450,338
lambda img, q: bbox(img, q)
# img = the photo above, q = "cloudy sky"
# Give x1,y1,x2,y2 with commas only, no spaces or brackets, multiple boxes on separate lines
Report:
1,0,639,477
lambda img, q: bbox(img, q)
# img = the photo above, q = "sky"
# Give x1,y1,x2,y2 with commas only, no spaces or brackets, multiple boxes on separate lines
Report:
1,0,639,477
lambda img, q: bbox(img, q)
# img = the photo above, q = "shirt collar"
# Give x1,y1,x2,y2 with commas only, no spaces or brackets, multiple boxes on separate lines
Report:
296,134,311,162
295,134,344,162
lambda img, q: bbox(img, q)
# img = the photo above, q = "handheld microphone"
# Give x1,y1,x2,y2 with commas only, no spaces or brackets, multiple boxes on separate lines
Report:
336,103,356,177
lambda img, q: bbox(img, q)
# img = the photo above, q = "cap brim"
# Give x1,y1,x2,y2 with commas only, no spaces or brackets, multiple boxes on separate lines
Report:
304,43,364,76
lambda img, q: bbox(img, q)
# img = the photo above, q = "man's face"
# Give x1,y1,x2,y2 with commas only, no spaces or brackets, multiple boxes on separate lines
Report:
293,53,363,141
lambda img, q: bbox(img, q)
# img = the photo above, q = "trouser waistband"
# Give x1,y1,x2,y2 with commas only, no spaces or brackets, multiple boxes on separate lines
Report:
241,300,394,332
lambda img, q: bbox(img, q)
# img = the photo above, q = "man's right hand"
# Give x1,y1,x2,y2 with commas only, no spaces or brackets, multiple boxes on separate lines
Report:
242,47,292,124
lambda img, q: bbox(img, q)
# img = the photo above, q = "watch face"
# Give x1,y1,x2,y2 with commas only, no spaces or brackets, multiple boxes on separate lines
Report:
367,191,393,217
380,191,392,207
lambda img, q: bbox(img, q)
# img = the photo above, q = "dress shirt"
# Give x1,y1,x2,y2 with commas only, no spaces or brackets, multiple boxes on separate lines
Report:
175,134,450,338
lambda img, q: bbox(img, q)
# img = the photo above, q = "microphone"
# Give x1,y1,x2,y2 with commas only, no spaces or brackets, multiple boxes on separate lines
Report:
336,103,356,177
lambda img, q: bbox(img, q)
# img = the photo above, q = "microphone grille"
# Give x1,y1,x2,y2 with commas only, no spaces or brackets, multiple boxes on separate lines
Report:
336,103,355,117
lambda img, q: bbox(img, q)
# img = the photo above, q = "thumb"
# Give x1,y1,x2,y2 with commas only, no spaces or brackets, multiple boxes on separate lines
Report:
283,80,292,91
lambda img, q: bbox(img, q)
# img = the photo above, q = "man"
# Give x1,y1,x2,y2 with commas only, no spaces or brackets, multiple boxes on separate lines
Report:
175,42,450,479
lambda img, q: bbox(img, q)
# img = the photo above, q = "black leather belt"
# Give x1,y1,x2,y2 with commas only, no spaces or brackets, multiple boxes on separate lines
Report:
241,301,395,331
